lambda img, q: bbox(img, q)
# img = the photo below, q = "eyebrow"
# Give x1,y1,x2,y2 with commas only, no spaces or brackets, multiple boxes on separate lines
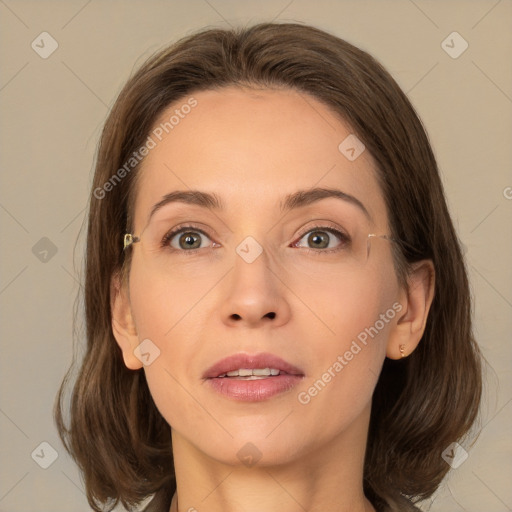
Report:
147,187,371,222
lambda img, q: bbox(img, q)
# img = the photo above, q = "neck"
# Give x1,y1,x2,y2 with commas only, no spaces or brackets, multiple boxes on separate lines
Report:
168,404,375,512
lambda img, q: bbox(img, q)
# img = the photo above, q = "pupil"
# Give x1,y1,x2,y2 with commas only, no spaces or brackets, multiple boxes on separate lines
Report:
180,232,200,249
309,232,328,249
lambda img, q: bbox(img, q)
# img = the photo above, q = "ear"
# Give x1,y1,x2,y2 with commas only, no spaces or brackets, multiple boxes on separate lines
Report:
386,260,435,359
111,271,143,370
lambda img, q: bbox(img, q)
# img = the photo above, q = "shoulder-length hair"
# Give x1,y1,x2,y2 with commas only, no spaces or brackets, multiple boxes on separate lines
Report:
54,22,482,512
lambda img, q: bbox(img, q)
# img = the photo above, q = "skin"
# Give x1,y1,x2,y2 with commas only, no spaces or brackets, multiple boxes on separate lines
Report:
112,86,435,512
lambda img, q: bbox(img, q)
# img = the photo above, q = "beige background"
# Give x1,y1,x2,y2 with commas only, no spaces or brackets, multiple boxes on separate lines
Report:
0,1,511,511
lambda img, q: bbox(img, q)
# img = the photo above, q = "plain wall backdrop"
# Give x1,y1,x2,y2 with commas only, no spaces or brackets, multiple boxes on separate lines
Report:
0,1,511,511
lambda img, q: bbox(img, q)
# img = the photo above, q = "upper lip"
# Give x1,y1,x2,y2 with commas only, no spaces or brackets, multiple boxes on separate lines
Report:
203,352,304,379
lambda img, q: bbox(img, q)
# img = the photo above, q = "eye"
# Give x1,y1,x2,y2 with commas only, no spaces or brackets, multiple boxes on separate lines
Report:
293,226,350,253
160,224,350,254
161,225,216,251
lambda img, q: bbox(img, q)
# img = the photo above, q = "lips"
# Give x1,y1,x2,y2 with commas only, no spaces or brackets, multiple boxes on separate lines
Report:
203,352,304,379
204,352,305,402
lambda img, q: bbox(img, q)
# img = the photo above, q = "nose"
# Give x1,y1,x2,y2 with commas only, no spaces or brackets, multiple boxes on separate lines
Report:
219,246,291,329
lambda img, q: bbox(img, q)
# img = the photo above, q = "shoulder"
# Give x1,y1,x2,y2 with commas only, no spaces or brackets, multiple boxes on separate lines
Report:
140,488,175,512
379,494,422,512
384,496,421,512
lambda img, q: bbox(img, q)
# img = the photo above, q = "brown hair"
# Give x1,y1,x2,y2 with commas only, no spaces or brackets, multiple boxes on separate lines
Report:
54,22,482,512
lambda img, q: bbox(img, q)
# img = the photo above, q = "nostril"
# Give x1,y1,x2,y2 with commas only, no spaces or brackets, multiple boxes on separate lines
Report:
229,312,275,321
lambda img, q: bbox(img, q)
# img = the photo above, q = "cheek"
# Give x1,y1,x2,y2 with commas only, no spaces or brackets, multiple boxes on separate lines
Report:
292,267,398,418
128,258,218,338
127,264,211,426
292,261,399,348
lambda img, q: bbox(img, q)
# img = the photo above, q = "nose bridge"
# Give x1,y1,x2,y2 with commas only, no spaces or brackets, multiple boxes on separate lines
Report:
219,235,291,327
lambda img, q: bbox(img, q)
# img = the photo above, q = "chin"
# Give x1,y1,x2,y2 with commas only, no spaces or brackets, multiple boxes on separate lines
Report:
191,430,306,468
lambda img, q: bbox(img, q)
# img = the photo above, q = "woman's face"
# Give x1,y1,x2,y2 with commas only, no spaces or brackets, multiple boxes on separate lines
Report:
123,86,402,466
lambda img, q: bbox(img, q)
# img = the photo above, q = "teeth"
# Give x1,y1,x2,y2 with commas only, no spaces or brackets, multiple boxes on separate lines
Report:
252,368,271,376
220,368,281,378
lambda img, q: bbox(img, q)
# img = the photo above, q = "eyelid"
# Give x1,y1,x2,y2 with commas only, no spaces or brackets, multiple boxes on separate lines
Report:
295,220,349,239
291,223,349,252
161,223,218,250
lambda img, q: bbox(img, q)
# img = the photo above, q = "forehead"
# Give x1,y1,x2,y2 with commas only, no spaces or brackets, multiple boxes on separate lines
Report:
133,86,387,230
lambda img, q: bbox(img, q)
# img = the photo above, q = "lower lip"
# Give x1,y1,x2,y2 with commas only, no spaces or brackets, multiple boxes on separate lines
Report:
206,374,304,401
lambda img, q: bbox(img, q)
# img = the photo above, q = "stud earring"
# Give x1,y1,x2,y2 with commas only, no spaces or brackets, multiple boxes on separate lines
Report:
399,344,406,358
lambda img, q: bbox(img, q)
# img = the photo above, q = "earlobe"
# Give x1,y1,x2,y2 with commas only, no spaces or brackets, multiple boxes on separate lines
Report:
110,272,143,370
386,260,435,360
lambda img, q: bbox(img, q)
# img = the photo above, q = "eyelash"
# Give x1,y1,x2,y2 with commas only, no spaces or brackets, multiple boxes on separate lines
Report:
295,225,351,254
160,223,350,256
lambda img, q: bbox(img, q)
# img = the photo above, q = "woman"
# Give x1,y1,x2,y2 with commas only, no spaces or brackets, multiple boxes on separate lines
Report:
54,22,482,512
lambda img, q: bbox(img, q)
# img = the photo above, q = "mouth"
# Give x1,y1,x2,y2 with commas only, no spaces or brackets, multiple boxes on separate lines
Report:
203,352,304,402
215,368,285,379
203,352,304,380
